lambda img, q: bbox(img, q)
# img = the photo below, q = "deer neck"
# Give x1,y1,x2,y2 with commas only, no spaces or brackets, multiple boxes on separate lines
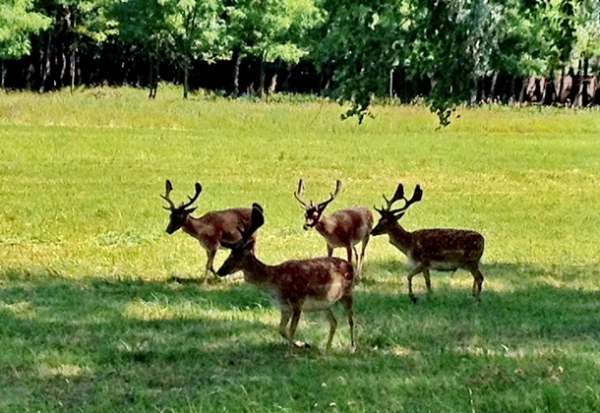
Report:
387,224,414,255
239,255,274,287
182,216,204,239
315,216,334,236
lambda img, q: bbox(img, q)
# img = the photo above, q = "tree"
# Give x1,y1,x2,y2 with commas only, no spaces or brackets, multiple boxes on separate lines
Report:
222,0,323,96
112,0,225,98
160,0,225,98
0,0,50,87
316,0,581,125
111,0,168,97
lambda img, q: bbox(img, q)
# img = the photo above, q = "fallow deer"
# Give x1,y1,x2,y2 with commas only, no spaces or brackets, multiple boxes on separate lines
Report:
217,203,356,353
294,179,373,276
161,179,255,282
371,183,485,303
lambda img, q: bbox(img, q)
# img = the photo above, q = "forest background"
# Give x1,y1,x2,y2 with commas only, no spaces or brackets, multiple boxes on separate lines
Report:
2,0,600,123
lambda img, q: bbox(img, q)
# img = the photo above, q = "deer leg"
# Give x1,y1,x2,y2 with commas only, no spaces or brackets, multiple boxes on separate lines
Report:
327,244,334,258
340,294,355,351
357,235,370,276
288,308,308,350
423,269,432,295
471,267,484,301
351,246,360,279
203,249,217,283
278,309,293,342
407,264,425,304
324,308,338,350
346,246,354,264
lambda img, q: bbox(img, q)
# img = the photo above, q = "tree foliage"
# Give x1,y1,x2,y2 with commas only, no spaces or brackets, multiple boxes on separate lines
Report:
0,0,51,59
2,0,600,123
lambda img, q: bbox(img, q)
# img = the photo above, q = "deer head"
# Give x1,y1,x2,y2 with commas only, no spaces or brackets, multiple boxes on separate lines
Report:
294,179,342,230
217,203,264,276
371,183,423,236
161,179,203,234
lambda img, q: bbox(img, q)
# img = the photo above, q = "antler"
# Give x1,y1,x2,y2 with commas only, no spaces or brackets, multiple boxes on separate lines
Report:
294,179,308,208
180,182,202,209
317,179,342,210
378,183,423,216
160,180,202,211
161,180,176,210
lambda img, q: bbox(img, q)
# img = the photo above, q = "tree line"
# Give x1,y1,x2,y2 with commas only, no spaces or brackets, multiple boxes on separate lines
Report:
2,0,600,123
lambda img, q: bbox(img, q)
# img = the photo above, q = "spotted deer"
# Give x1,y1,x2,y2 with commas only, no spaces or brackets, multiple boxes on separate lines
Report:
294,179,373,276
161,180,255,281
217,203,356,354
371,183,485,303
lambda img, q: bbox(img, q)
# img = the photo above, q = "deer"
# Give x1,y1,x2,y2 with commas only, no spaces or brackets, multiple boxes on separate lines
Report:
294,179,373,277
370,183,485,303
161,179,255,282
216,203,356,354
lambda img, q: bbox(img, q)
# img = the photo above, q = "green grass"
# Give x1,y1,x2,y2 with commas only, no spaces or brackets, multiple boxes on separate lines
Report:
1,85,600,412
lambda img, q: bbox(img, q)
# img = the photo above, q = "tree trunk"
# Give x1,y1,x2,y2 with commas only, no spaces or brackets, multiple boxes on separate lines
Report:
148,54,158,99
40,33,52,92
489,72,498,102
470,77,479,106
558,67,565,105
70,11,77,91
582,56,590,107
1,61,5,89
183,62,189,99
258,58,266,97
70,45,77,91
231,46,241,96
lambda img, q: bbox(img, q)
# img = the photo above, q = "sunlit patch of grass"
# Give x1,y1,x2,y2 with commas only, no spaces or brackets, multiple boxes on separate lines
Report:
0,300,35,318
37,363,92,378
1,88,600,411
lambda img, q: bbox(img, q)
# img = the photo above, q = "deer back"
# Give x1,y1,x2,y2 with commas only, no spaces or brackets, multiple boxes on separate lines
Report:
409,228,485,266
225,255,355,312
317,206,373,247
185,207,254,249
268,257,355,310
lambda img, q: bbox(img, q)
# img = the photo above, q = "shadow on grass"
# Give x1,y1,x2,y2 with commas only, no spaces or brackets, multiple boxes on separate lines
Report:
1,264,600,411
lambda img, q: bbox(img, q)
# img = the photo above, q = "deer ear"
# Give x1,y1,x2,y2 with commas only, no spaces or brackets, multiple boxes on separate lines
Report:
249,203,265,232
185,207,196,214
252,202,264,215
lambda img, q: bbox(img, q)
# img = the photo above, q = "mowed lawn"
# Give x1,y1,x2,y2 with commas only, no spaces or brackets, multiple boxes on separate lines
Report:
1,87,600,412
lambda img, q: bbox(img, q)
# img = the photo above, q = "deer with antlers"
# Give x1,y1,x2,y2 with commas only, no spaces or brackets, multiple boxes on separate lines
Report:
371,183,485,303
161,180,255,282
294,179,373,277
217,203,356,354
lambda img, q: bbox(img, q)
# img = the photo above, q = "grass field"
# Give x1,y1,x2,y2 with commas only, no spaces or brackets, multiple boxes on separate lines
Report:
1,85,600,412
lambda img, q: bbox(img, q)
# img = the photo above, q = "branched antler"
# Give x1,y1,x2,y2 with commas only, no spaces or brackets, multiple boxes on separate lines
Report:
377,183,423,217
161,180,176,210
161,180,202,211
294,179,308,208
317,180,342,210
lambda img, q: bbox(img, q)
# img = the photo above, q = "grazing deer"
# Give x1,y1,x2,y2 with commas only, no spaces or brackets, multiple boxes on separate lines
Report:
294,179,373,276
161,179,255,281
371,183,485,303
217,203,356,353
